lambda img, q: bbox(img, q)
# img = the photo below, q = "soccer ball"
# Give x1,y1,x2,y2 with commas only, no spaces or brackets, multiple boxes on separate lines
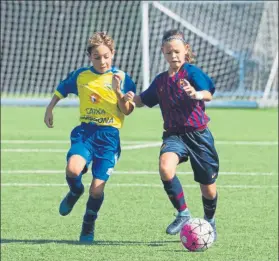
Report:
180,218,214,252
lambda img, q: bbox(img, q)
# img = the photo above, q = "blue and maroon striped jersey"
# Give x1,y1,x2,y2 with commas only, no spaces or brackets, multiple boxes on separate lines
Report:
140,63,215,133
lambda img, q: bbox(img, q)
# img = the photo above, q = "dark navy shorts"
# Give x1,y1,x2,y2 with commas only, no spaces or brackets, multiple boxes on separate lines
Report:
160,128,219,185
66,122,121,181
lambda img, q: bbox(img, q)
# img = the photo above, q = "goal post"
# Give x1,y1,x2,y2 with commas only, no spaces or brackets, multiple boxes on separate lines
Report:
142,1,151,93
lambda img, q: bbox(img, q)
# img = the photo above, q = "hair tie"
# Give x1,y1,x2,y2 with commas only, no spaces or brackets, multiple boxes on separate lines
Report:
162,36,186,45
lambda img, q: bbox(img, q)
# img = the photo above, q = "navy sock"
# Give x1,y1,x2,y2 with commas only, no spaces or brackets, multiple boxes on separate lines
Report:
162,175,187,212
66,175,84,195
202,193,218,220
83,194,104,223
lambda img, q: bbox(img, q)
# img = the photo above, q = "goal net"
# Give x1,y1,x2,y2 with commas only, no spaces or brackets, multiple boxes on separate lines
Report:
1,1,278,107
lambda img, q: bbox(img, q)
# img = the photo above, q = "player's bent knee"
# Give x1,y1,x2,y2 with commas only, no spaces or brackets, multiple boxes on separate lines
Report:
159,165,176,181
66,155,86,177
159,164,173,176
66,166,83,177
159,159,177,180
159,153,179,173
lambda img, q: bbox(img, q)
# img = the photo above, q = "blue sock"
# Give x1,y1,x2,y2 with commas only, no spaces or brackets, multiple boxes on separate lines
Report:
83,194,104,223
66,175,84,195
162,175,188,212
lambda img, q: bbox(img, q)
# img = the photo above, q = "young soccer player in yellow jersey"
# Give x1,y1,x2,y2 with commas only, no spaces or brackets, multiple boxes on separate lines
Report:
44,32,136,243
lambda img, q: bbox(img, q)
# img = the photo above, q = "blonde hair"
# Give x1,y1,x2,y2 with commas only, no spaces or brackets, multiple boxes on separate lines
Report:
87,32,114,54
162,29,195,63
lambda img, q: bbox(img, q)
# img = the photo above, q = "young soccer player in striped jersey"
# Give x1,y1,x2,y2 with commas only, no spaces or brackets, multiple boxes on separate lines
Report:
124,29,219,241
44,32,136,243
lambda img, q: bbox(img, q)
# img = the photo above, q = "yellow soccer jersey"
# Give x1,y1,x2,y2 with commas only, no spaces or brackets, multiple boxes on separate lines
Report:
54,66,136,129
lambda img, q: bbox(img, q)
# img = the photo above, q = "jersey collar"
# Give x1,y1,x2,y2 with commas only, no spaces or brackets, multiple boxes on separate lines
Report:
90,66,113,75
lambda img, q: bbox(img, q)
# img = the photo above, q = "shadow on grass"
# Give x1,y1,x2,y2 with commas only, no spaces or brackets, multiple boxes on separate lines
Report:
1,239,180,247
158,249,188,253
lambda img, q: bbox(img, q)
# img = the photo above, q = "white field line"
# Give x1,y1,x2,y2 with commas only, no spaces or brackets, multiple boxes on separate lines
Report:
0,143,161,152
216,141,278,145
1,183,278,189
0,170,274,176
1,140,278,146
1,149,68,152
122,143,161,150
1,140,278,152
0,143,160,152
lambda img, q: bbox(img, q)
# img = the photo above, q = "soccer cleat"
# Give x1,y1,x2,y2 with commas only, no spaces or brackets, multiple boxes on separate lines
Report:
79,221,95,244
166,212,191,235
205,217,217,242
59,189,84,216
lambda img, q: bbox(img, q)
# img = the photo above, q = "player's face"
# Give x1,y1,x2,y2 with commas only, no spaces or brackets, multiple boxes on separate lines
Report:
162,40,188,71
89,44,114,73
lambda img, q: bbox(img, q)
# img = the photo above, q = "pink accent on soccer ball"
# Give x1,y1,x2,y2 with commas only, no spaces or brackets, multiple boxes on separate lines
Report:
180,223,200,251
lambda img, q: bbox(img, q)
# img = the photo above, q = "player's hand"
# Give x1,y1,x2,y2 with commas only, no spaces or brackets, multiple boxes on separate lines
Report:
123,91,135,102
181,80,197,99
44,109,54,128
112,74,122,94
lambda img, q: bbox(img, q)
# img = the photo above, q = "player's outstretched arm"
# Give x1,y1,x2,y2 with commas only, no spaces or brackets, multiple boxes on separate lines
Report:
44,94,61,128
123,91,145,108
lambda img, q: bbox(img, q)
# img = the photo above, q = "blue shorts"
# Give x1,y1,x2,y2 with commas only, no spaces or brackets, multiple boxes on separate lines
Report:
66,122,121,181
160,128,219,185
